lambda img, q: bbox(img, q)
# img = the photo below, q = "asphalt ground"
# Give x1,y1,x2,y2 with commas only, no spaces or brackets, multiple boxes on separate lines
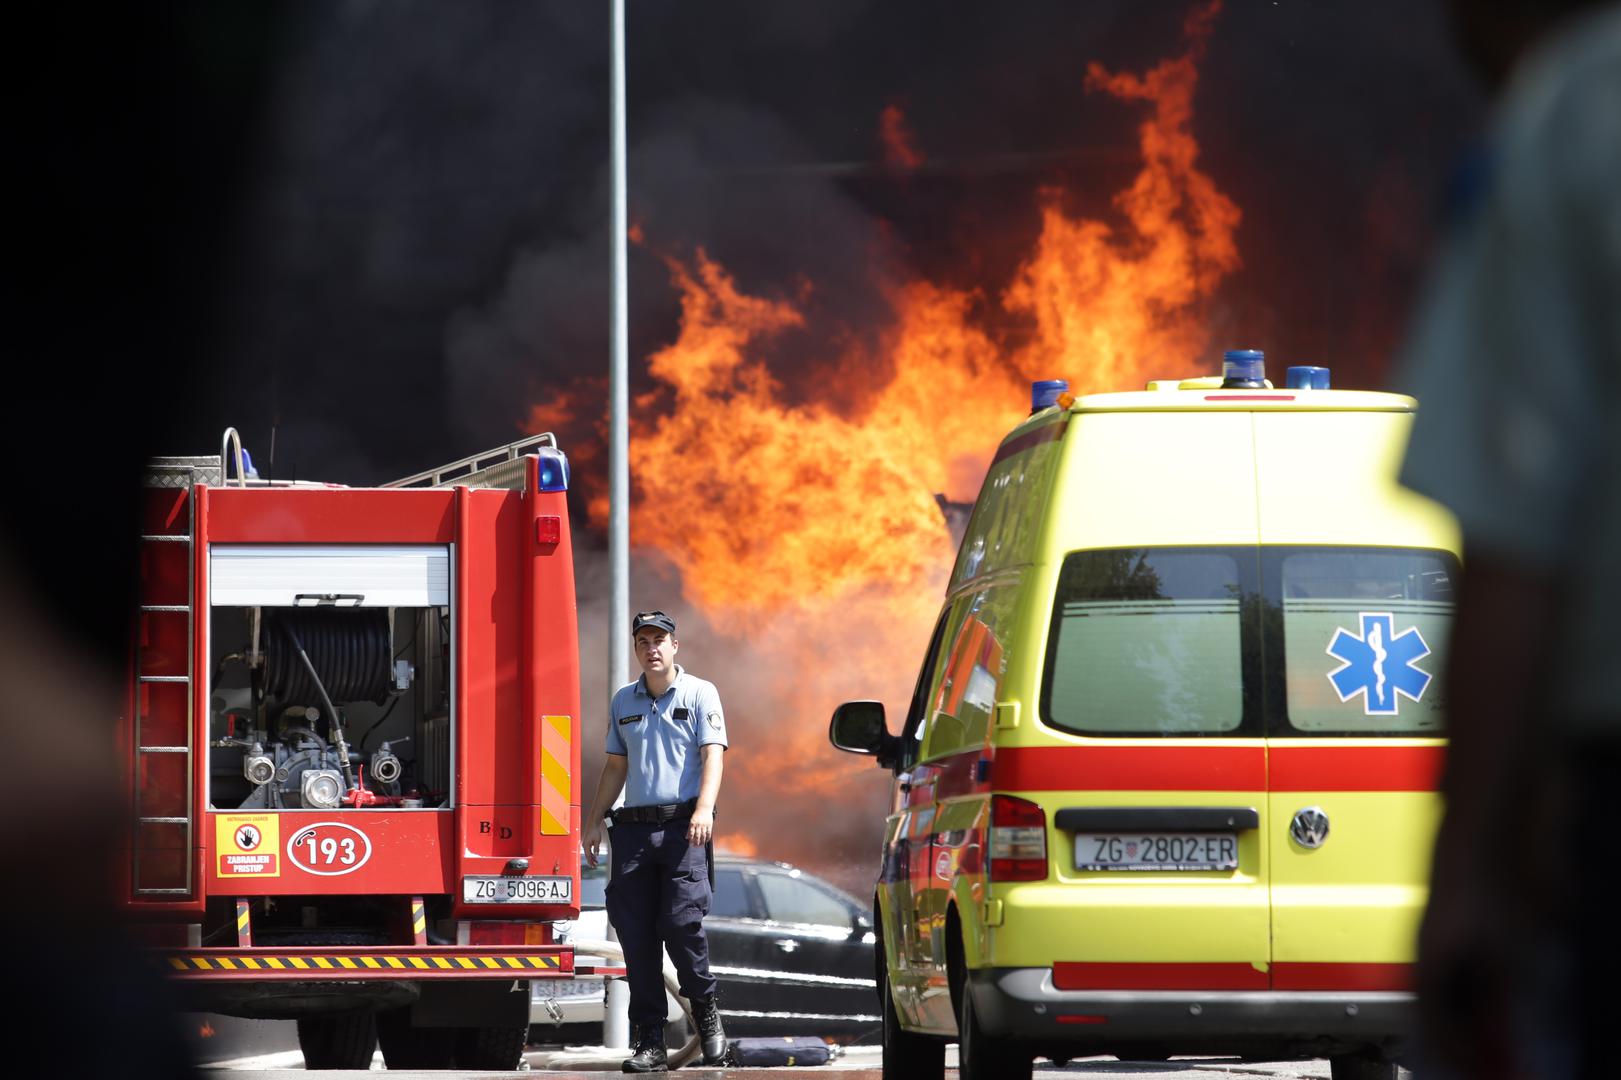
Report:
200,1045,1340,1077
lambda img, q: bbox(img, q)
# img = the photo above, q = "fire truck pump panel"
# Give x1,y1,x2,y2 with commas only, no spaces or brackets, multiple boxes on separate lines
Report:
210,603,452,811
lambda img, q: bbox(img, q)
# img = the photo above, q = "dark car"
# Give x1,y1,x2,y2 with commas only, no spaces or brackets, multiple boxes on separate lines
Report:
533,853,879,1044
706,854,880,1039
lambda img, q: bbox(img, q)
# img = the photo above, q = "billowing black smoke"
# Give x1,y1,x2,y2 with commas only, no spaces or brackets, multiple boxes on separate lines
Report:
189,0,1481,490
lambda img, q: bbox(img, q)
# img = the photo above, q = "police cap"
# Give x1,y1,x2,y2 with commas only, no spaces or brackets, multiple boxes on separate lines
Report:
631,610,676,636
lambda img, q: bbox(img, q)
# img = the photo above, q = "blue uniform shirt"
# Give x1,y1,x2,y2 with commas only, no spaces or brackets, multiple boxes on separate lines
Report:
606,665,728,807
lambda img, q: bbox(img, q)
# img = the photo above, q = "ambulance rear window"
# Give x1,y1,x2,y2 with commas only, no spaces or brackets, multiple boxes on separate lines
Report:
1042,549,1253,736
1277,548,1455,734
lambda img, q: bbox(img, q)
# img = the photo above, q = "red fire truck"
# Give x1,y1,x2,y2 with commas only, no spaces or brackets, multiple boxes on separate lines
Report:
122,431,584,1070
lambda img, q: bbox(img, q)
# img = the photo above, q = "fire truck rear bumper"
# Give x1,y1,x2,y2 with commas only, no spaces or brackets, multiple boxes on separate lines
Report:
161,946,574,1020
968,968,1413,1055
160,945,571,979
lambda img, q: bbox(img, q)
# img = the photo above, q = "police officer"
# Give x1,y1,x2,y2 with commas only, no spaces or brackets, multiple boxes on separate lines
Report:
583,610,729,1072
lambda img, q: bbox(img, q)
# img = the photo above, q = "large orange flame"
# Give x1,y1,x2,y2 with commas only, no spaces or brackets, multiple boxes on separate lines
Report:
611,2,1238,877
1005,0,1238,390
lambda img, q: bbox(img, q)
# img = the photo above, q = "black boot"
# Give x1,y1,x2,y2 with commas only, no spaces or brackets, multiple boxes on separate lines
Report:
622,1023,668,1073
690,996,728,1066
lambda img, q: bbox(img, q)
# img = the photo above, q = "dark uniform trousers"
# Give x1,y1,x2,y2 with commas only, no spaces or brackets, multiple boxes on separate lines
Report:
606,819,717,1027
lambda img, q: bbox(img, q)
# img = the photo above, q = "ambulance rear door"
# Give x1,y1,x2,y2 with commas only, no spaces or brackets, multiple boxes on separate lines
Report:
1034,411,1272,993
1253,409,1459,994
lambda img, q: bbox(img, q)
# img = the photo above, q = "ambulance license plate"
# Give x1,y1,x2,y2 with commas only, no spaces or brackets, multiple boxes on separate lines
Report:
463,875,574,904
1074,834,1237,871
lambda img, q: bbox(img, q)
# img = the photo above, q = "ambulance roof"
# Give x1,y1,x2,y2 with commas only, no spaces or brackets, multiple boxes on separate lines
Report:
1070,387,1415,413
1000,386,1415,444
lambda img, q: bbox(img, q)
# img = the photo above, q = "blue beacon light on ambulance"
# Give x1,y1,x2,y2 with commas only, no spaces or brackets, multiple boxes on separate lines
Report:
1030,379,1070,414
1286,365,1332,390
1220,349,1267,389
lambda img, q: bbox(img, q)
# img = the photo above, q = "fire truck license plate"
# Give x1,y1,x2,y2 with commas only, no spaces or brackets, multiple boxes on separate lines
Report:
1074,833,1237,871
544,977,602,998
463,876,574,903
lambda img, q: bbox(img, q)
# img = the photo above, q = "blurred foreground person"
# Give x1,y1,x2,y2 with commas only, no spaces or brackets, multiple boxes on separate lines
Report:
1398,2,1621,1077
7,4,278,1074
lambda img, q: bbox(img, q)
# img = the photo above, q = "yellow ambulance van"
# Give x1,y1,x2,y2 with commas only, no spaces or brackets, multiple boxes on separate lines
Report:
830,352,1458,1080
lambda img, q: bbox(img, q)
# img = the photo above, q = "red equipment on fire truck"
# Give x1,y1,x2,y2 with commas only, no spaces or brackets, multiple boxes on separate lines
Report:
122,431,585,1070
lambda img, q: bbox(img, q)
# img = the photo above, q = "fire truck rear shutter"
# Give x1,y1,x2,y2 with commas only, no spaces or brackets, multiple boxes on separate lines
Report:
210,545,450,607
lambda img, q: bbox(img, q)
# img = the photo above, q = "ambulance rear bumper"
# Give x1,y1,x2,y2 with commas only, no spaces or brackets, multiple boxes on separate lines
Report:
968,968,1413,1054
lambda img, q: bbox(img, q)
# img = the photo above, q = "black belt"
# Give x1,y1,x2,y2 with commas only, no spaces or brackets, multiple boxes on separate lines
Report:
610,797,700,825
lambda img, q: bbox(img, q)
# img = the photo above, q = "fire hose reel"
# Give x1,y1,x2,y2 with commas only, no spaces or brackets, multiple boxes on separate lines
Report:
224,607,420,810
262,609,396,707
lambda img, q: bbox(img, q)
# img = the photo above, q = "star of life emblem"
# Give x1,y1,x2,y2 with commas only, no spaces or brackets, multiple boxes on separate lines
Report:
1325,611,1432,716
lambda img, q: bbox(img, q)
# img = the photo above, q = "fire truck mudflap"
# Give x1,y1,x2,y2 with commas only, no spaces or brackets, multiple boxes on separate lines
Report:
122,433,586,1070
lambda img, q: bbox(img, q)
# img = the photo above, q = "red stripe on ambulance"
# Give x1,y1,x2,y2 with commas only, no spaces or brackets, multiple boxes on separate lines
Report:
1270,963,1413,992
993,744,1441,793
1053,962,1268,991
1053,961,1413,992
1269,745,1443,792
995,746,1266,792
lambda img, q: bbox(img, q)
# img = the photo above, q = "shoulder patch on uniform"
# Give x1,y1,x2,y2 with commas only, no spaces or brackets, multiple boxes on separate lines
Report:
707,712,723,730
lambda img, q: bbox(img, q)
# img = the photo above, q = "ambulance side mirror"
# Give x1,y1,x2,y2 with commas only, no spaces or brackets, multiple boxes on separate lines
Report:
829,700,899,768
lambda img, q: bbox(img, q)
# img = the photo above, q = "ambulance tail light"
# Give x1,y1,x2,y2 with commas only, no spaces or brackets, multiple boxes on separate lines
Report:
989,794,1048,882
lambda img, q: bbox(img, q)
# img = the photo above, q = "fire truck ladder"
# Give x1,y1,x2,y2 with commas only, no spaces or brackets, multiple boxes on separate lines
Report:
132,435,247,897
382,432,556,491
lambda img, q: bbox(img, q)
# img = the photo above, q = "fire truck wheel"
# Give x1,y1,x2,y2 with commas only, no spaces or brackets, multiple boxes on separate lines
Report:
295,1010,378,1070
375,1006,456,1069
454,1022,529,1070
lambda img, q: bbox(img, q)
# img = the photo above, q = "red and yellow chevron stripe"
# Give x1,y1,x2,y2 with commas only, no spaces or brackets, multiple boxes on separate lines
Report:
163,949,568,980
540,714,571,835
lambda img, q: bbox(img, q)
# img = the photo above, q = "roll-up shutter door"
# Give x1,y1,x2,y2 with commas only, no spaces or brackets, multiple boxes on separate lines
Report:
210,545,450,607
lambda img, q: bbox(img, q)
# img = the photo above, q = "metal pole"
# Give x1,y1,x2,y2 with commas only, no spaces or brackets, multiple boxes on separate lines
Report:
604,0,632,1051
608,0,631,702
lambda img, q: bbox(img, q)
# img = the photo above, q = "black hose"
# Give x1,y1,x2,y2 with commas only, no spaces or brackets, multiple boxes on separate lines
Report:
279,620,358,791
263,609,392,706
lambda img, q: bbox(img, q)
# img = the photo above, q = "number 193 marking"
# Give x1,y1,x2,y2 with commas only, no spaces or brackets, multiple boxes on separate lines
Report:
287,822,373,876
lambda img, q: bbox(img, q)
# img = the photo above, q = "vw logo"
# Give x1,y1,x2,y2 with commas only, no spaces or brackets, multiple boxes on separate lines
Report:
1290,807,1330,849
